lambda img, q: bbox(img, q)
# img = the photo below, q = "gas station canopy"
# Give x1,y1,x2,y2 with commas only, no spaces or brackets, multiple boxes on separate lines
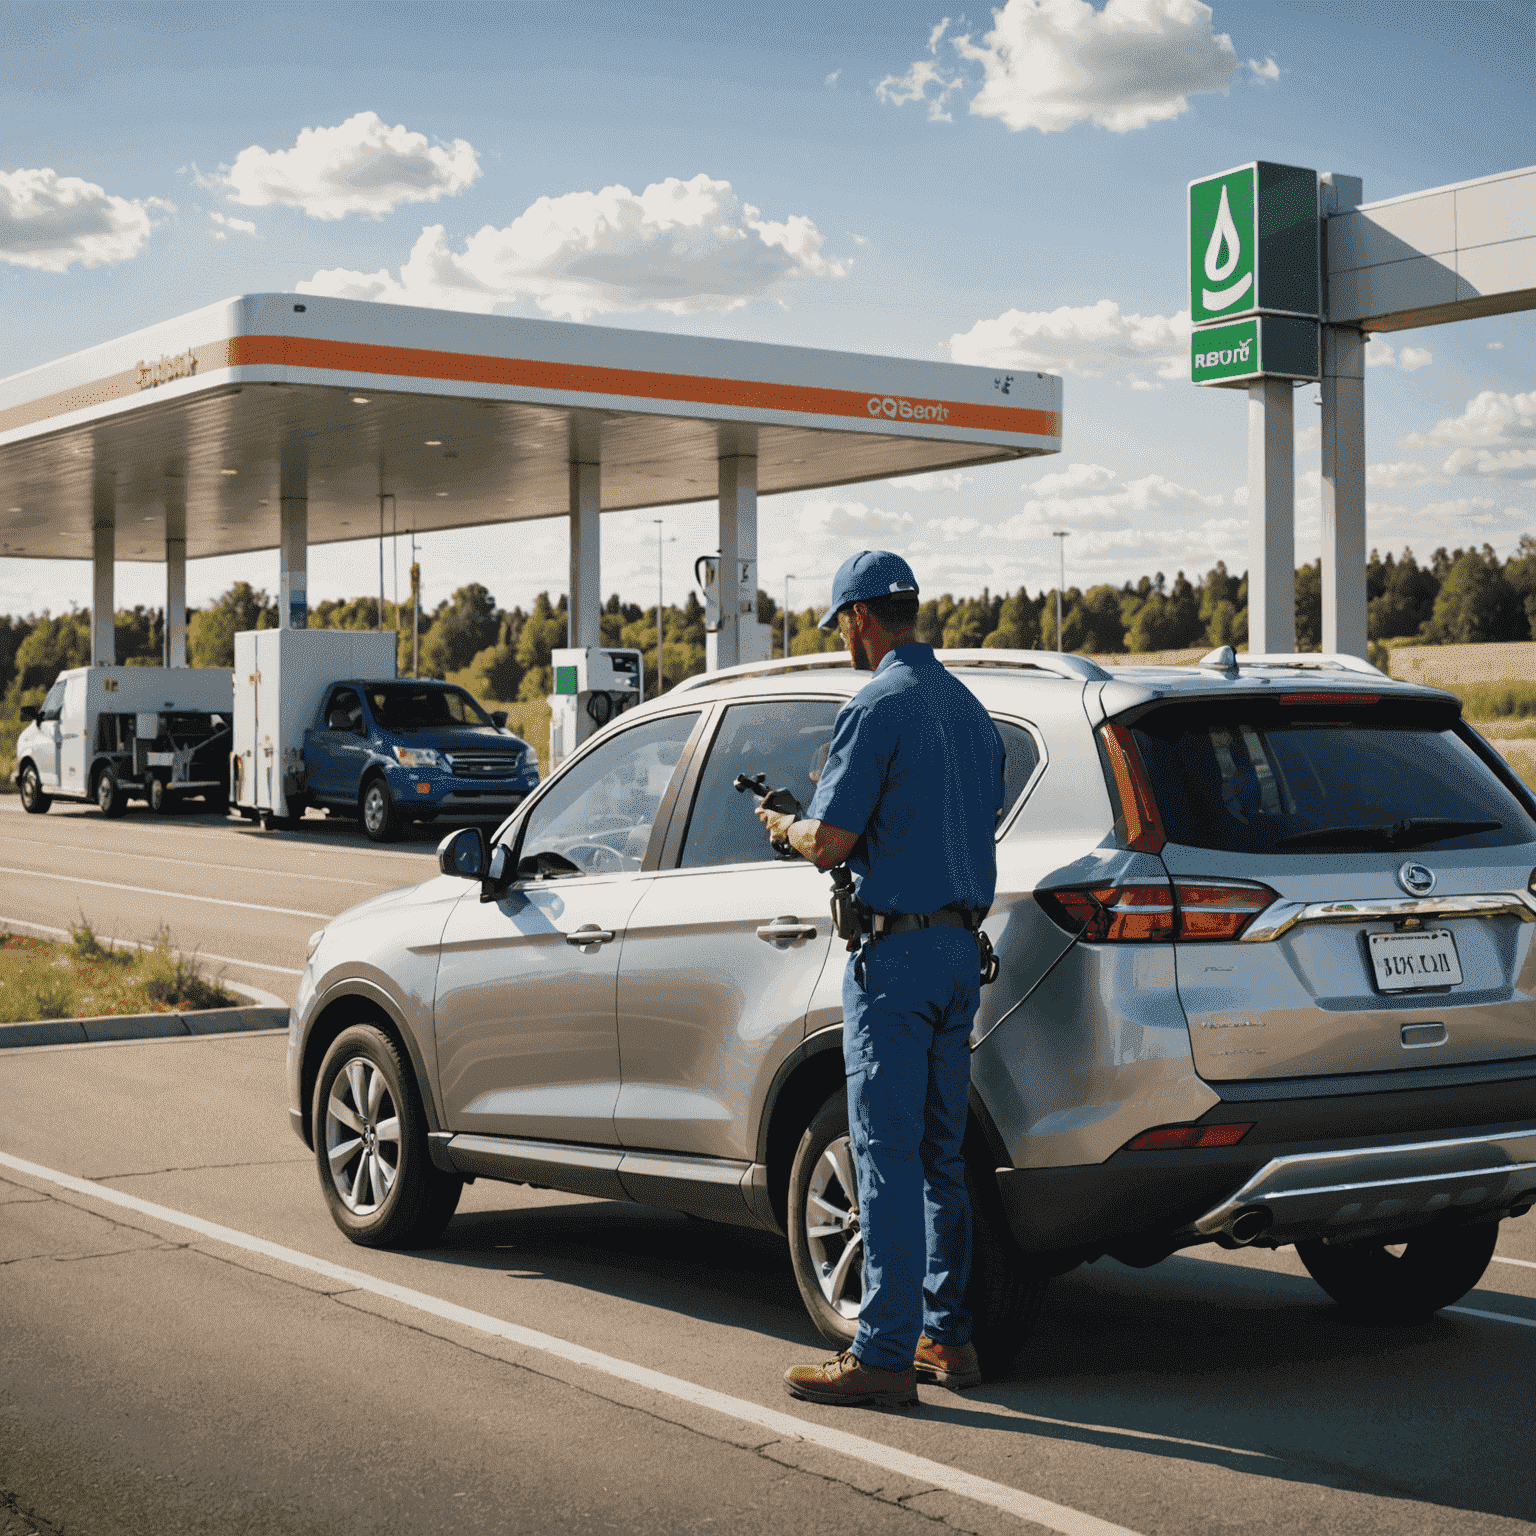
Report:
0,294,1061,563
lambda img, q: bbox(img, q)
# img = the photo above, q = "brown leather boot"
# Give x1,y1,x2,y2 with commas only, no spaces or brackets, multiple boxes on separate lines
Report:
913,1335,982,1390
783,1351,918,1407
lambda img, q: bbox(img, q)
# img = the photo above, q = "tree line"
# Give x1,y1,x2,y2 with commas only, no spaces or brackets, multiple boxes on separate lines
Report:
2,539,1533,736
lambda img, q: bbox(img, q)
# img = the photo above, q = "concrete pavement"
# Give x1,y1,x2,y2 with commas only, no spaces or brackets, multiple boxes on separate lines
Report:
1,1029,1533,1536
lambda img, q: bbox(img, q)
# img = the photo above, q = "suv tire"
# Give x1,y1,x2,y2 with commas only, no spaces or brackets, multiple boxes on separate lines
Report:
149,777,172,814
361,777,401,842
787,1092,1046,1381
18,764,50,815
313,1024,462,1249
1296,1222,1501,1323
95,765,127,818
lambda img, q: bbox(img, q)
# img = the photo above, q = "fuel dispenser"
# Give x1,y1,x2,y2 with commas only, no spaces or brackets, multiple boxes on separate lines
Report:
548,647,644,769
696,555,772,672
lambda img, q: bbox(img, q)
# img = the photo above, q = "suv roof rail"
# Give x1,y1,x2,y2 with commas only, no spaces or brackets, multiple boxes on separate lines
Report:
941,649,1111,682
669,647,1110,695
669,653,856,694
1197,649,1387,678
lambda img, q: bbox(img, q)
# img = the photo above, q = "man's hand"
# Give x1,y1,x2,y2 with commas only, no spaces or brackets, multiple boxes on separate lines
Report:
756,801,858,869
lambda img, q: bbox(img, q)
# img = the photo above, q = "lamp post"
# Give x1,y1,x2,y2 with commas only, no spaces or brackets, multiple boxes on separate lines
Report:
652,520,676,698
1052,530,1070,652
783,573,796,659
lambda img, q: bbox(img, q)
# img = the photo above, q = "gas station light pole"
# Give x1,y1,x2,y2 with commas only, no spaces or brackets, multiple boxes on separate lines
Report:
1052,530,1069,652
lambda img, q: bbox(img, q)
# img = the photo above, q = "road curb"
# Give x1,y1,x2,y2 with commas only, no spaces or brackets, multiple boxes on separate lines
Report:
0,1001,289,1049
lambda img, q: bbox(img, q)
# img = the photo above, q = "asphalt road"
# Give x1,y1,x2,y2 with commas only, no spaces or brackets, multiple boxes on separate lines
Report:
2,796,1534,1534
0,795,446,1005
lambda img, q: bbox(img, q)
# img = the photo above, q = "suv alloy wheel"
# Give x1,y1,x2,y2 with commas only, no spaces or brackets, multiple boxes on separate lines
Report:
361,776,401,842
313,1024,462,1247
787,1092,1048,1379
95,765,127,818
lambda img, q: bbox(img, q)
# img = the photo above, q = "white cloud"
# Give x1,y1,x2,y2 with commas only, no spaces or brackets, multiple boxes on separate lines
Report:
1399,390,1536,450
1365,338,1396,367
1418,496,1498,520
1399,346,1433,371
825,69,841,86
1247,56,1280,80
1439,447,1536,479
1487,341,1505,350
209,210,257,240
879,0,1241,135
220,111,480,220
298,174,848,321
1367,461,1444,490
800,498,914,541
0,167,162,271
927,516,982,541
950,298,1191,379
1232,485,1248,507
1295,422,1321,453
999,465,1223,532
887,470,974,491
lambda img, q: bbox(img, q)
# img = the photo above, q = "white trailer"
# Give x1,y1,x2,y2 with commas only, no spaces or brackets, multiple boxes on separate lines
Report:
232,628,397,826
13,665,234,817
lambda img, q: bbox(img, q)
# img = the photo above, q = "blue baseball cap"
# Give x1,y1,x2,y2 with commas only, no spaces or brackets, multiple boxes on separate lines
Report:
817,550,920,630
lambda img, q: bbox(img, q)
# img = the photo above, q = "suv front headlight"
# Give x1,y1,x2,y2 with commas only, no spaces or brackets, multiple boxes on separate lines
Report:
393,746,442,769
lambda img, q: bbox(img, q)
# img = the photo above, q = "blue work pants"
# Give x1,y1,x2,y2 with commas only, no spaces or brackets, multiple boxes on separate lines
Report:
842,926,980,1372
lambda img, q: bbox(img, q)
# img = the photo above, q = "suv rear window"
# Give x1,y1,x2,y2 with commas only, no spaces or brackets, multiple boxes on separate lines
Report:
1129,700,1536,854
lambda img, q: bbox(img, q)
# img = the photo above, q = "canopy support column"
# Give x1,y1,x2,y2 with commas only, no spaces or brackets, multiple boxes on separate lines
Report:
711,440,763,671
279,437,308,629
91,507,115,667
1321,326,1367,658
568,458,601,651
165,538,187,667
1246,378,1296,655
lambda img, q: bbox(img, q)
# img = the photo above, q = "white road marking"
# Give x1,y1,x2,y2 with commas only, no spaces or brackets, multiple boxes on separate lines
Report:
1491,1255,1536,1271
0,831,394,888
0,866,328,921
0,916,304,977
0,1150,1142,1536
1446,1306,1536,1330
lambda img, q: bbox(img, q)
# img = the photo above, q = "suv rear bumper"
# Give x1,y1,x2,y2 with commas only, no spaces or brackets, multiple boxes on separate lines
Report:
1182,1128,1536,1246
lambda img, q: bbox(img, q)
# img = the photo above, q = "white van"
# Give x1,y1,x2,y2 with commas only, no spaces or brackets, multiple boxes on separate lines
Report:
13,665,234,817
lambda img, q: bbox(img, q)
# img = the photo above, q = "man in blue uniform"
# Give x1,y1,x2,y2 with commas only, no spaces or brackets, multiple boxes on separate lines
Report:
757,550,1005,1408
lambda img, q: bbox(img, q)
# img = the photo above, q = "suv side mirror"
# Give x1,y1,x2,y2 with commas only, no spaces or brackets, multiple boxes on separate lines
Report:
478,842,515,902
492,710,508,729
18,705,37,724
437,827,486,880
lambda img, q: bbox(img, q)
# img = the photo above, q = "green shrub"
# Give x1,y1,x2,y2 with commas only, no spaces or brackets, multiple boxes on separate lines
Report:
1448,682,1536,720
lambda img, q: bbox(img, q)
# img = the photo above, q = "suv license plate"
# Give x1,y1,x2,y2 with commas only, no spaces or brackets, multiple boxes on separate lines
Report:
1368,929,1462,992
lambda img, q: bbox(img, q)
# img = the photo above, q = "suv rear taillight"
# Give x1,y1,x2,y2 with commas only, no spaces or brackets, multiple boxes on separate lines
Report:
1098,722,1165,854
1037,879,1277,942
1125,1122,1253,1151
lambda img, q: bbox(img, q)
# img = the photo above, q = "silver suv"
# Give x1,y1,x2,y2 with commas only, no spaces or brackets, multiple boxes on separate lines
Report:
288,649,1536,1373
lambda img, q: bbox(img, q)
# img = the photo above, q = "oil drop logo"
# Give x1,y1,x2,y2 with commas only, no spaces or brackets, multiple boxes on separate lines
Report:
1202,186,1253,312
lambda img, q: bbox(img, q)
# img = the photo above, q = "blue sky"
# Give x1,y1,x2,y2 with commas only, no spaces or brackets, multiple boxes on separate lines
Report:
2,0,1532,622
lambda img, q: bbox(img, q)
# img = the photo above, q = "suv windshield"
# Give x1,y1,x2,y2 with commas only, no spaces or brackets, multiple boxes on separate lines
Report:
1132,700,1536,854
364,685,491,731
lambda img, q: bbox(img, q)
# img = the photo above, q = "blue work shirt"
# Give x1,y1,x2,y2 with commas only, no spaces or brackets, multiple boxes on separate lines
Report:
806,643,1005,915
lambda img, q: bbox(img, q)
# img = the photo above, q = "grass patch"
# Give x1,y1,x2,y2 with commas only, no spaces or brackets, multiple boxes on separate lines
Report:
0,920,240,1024
1447,681,1536,720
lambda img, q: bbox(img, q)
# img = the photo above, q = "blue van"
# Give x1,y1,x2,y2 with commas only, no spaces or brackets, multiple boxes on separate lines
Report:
301,679,539,842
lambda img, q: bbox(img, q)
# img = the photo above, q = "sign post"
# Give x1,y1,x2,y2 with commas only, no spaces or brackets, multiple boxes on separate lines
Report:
1189,161,1320,655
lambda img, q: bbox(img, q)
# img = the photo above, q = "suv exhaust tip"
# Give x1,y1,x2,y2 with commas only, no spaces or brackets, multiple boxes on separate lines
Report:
1226,1206,1273,1246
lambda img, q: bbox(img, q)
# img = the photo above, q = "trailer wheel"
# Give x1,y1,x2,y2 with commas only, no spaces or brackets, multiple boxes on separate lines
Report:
149,777,173,814
18,764,51,815
95,766,128,819
361,777,402,843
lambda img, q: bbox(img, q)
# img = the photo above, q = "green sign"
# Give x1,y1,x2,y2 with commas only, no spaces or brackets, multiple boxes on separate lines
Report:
1189,162,1319,325
554,665,579,695
1192,316,1319,389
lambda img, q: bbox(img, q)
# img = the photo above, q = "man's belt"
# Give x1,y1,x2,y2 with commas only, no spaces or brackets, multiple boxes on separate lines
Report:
866,908,978,938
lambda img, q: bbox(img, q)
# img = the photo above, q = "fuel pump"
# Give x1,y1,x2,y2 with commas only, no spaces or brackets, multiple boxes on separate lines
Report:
548,646,644,769
695,554,772,672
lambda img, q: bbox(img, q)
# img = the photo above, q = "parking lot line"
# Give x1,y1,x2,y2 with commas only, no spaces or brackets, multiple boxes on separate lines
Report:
0,1149,1142,1536
1491,1255,1536,1271
0,916,304,977
0,865,329,921
1446,1306,1536,1330
0,830,395,888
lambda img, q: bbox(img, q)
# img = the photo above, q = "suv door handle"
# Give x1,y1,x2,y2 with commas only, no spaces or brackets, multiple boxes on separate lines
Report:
757,917,819,943
565,924,616,947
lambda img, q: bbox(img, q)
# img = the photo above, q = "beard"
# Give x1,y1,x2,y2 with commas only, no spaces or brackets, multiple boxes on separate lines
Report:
849,633,874,671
